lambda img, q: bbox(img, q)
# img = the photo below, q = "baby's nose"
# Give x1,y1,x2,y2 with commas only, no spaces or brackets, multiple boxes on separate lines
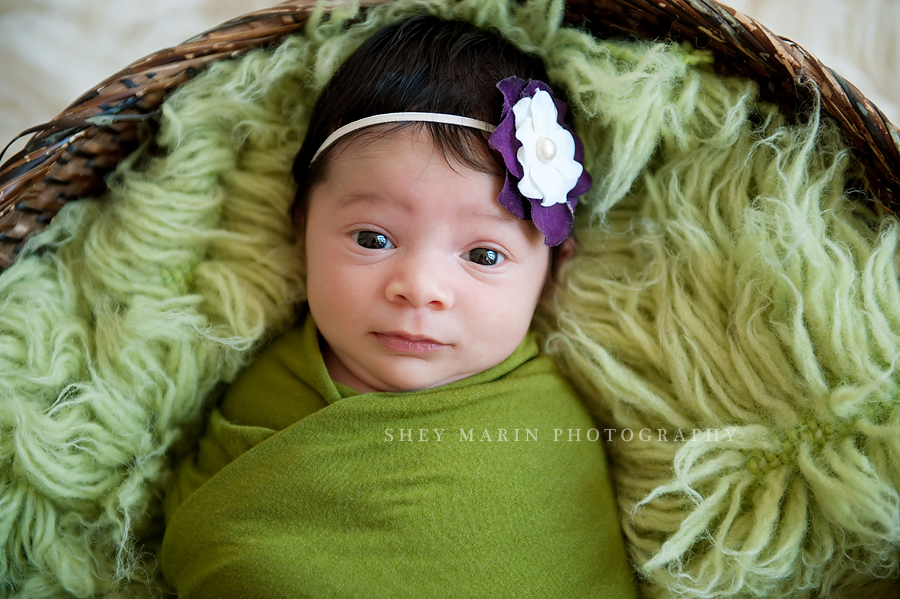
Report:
384,252,453,310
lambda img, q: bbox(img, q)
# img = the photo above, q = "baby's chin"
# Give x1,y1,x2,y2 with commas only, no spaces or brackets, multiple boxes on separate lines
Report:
347,367,474,394
324,342,512,393
334,357,483,394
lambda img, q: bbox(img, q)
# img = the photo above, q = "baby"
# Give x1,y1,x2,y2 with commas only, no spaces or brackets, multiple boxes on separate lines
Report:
161,15,636,598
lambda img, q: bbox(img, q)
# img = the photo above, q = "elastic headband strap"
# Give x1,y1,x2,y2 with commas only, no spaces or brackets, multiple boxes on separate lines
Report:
311,112,497,163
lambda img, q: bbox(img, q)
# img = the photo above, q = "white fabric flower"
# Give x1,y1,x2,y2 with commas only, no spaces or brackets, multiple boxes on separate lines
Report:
512,89,583,207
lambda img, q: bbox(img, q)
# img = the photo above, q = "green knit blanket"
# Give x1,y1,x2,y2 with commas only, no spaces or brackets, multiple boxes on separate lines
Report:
1,0,899,597
161,313,635,598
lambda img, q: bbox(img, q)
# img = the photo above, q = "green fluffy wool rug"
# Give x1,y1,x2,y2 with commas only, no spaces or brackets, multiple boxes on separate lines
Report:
1,0,898,597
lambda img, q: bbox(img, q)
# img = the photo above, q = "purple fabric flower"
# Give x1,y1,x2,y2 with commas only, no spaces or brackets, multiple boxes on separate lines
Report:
489,77,592,246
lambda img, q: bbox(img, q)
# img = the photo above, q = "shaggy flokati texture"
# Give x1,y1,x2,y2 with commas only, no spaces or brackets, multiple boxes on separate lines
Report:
1,0,899,597
544,61,900,596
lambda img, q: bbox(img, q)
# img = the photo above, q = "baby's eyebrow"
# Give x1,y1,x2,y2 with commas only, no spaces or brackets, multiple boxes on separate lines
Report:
339,193,383,206
336,193,522,231
338,192,410,212
468,212,521,229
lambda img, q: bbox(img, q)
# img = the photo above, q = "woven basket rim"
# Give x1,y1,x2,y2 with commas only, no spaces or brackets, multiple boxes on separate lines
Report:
0,0,897,270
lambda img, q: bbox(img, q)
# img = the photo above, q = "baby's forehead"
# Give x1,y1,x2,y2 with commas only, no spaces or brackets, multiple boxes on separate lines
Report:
336,188,519,225
324,128,492,190
317,126,545,238
328,124,500,179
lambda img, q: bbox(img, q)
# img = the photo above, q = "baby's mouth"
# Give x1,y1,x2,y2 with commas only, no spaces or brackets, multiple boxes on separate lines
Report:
373,332,448,354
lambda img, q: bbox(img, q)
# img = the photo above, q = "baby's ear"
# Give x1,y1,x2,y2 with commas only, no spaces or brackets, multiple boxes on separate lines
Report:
546,236,576,285
557,237,575,266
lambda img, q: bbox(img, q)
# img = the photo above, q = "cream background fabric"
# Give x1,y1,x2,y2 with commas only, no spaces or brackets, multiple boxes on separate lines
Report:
0,0,898,159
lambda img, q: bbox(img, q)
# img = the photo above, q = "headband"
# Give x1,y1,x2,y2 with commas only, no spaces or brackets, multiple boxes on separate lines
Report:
311,112,496,163
309,77,592,246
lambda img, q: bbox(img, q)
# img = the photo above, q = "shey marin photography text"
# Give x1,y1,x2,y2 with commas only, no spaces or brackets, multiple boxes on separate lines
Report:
383,427,738,442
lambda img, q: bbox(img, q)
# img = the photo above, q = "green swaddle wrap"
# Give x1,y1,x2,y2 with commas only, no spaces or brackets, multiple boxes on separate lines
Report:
161,312,636,598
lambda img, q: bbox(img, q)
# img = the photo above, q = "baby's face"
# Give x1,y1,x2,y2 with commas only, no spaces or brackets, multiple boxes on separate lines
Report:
305,127,551,392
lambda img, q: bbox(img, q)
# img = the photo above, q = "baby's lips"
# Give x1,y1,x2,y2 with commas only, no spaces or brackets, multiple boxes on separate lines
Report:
374,331,448,354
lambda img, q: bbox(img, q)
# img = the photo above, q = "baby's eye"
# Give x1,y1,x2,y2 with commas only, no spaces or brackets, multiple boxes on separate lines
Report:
353,231,394,250
464,248,506,266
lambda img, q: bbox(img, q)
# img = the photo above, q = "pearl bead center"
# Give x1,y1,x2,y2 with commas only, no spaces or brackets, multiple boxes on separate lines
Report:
536,137,557,163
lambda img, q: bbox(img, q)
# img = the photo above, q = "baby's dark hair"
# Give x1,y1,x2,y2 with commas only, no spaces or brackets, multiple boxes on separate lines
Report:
290,15,551,226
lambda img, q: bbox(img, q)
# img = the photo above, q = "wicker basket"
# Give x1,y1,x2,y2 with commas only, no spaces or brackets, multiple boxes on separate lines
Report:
0,0,898,272
1,2,900,597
